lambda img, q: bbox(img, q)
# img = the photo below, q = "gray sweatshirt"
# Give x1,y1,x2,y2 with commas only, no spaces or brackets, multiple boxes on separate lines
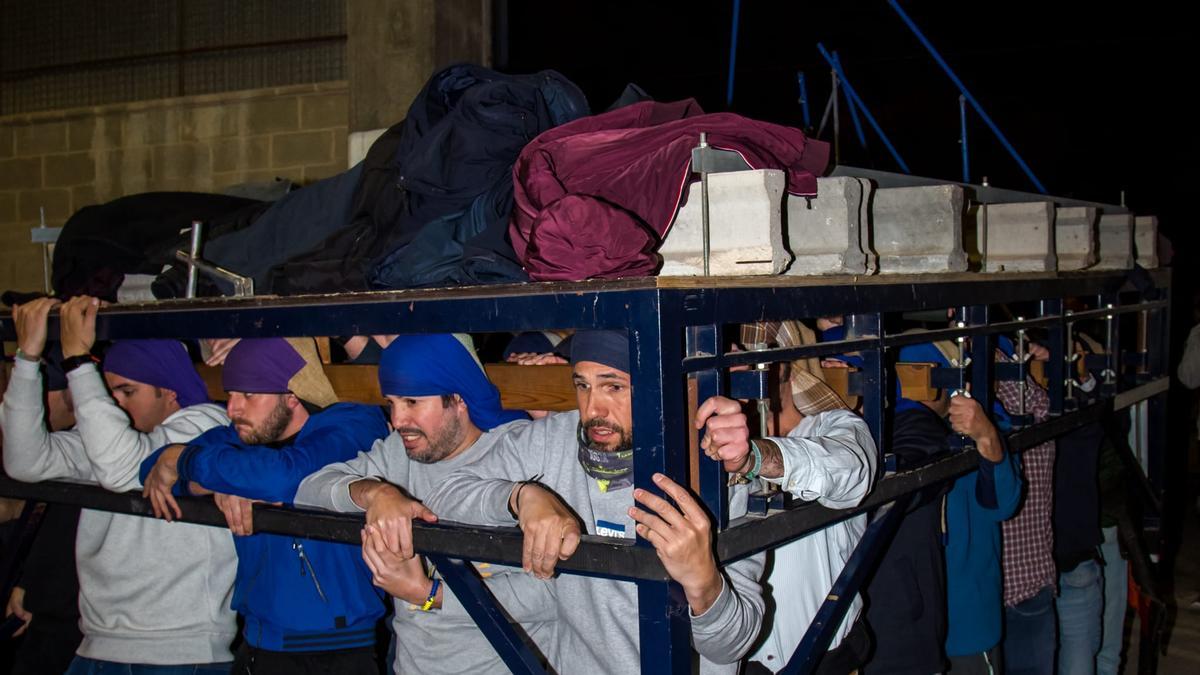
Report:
423,410,765,674
1,359,239,665
295,419,558,675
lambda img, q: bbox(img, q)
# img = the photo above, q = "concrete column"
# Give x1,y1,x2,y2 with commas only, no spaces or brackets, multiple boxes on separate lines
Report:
981,202,1057,272
345,0,490,164
785,176,869,275
871,185,968,273
1055,206,1098,271
659,170,790,276
1134,216,1159,268
1094,213,1134,270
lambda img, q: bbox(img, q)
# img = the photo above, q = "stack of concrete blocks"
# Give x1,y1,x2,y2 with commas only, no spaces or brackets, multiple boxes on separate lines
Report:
963,203,987,272
1134,216,1159,268
871,185,968,273
1093,213,1135,270
659,169,790,276
784,176,871,276
1054,207,1099,271
979,202,1057,272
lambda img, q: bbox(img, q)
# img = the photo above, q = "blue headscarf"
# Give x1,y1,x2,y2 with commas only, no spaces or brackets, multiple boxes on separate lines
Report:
378,334,527,431
103,340,209,408
894,341,1012,430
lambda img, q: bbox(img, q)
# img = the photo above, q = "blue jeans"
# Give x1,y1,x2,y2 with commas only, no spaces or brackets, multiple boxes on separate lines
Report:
65,656,233,675
1057,558,1103,675
1003,586,1056,675
1097,527,1128,675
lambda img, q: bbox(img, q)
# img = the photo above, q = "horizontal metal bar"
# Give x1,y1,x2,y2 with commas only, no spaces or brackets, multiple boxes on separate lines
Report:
882,317,1060,349
0,477,670,581
1065,301,1170,322
718,402,1110,563
1114,378,1169,410
684,337,880,371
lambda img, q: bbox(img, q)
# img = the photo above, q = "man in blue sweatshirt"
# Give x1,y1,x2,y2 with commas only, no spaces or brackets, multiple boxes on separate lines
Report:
140,337,389,675
901,342,1022,673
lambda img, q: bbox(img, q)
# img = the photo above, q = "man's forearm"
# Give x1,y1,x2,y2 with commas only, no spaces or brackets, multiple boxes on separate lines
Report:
349,478,389,509
754,438,785,479
974,430,1004,463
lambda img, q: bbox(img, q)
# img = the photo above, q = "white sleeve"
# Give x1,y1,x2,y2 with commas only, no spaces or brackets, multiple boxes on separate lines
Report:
294,435,400,512
1178,324,1200,390
765,409,877,509
1,357,94,483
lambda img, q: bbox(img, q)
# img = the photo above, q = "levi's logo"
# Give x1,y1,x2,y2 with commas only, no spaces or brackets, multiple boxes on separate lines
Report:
595,519,627,537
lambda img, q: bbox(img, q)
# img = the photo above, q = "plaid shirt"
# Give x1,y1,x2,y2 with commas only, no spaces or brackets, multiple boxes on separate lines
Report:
996,375,1057,606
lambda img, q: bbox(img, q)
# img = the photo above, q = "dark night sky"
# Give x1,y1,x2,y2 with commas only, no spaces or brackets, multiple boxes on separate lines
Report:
504,1,1195,258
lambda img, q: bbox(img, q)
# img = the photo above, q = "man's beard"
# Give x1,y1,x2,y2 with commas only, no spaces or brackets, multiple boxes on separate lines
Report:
398,413,464,464
581,417,632,453
235,397,293,444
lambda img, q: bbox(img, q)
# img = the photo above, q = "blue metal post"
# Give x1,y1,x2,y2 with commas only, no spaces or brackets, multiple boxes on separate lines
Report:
832,52,868,149
959,95,970,183
887,0,1047,193
797,71,812,128
816,43,910,173
629,290,692,674
965,305,993,415
687,321,728,529
1041,298,1066,415
726,0,741,107
428,556,547,674
781,492,916,674
847,313,886,453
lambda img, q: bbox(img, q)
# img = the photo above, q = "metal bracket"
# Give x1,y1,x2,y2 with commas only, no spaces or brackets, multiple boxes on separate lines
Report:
691,133,752,275
175,221,254,298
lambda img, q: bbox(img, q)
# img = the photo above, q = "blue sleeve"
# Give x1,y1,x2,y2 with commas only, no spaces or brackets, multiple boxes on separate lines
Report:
139,425,233,496
973,445,1022,521
179,404,388,504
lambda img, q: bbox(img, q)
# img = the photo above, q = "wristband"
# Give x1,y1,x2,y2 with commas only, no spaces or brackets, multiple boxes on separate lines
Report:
421,578,441,611
743,440,764,481
61,354,97,373
14,348,40,363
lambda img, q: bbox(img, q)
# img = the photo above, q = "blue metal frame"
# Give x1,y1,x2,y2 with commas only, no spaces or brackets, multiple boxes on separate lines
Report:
816,43,911,173
0,268,1172,673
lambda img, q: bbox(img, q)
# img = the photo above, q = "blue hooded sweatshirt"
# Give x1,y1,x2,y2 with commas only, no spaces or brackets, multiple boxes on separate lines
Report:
141,402,389,652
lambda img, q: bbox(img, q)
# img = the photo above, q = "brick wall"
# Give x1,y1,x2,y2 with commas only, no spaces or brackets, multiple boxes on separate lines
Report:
0,81,349,294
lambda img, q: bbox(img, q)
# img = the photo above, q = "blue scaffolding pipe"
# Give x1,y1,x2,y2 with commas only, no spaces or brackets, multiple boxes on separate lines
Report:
959,95,970,183
726,0,742,107
816,43,910,173
796,71,811,128
887,0,1047,193
832,52,868,149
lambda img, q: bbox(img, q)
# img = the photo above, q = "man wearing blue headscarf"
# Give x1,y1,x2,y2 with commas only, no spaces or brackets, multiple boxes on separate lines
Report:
417,330,766,674
2,295,237,674
293,333,555,675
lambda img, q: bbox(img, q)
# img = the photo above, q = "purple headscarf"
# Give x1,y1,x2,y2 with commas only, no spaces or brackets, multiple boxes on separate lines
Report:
102,340,209,408
222,338,305,394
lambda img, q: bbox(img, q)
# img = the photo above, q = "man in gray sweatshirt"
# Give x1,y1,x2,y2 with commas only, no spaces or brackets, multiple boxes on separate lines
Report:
417,330,766,674
1,296,238,673
293,333,556,674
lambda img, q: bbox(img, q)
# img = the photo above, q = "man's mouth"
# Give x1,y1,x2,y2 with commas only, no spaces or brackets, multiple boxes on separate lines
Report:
396,428,426,446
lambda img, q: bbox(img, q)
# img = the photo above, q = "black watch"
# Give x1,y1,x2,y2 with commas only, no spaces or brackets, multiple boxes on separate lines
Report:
61,354,97,373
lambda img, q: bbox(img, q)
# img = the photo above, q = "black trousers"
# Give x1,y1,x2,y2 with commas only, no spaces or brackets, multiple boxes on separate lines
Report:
745,619,872,675
232,643,378,675
10,616,84,675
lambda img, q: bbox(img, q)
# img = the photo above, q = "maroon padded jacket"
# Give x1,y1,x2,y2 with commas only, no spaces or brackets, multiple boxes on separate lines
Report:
510,98,830,281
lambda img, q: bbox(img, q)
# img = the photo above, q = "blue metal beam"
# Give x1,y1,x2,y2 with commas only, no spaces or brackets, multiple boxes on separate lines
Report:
831,52,868,149
887,0,1047,193
726,0,741,107
816,43,910,173
428,555,547,674
797,71,812,128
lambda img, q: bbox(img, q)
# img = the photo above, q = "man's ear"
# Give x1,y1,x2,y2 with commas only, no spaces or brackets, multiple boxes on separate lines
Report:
286,393,304,410
162,387,179,406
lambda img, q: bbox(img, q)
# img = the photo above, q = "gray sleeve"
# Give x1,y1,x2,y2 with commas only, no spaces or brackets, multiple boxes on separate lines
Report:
424,420,550,526
294,436,398,512
691,483,766,664
1,358,95,483
1179,324,1200,389
440,563,558,625
766,410,877,509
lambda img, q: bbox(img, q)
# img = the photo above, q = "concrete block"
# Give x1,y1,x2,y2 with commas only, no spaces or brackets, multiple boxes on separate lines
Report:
348,128,387,167
271,130,334,167
152,144,211,182
67,118,94,152
871,185,967,273
246,97,299,135
1055,207,1098,271
123,110,174,146
1134,216,1159,268
182,105,238,141
784,176,868,275
300,93,349,130
0,192,16,223
71,185,98,212
659,169,789,276
0,157,42,190
1094,213,1134,270
0,126,13,158
213,136,271,173
14,122,67,155
18,188,71,221
43,152,96,187
981,202,1057,272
